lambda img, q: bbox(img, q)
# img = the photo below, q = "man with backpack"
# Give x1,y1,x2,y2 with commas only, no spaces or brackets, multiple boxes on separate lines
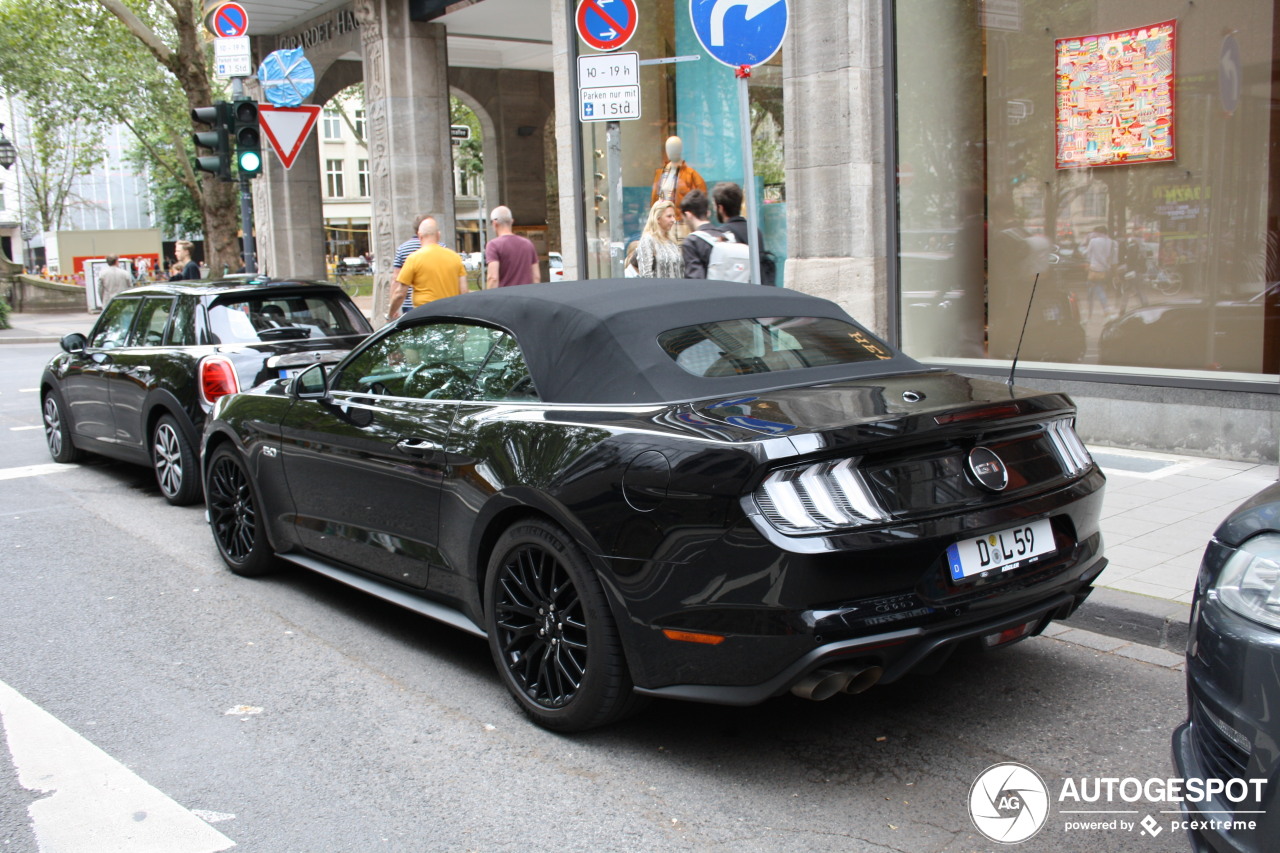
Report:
679,190,724,279
711,182,777,285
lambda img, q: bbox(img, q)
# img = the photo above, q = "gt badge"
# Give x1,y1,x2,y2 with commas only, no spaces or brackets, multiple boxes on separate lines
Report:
968,447,1008,491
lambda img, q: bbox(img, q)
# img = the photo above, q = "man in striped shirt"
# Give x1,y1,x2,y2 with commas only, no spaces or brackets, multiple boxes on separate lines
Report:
387,214,430,323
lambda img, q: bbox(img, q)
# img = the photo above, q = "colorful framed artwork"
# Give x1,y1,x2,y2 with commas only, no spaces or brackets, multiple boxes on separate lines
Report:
1055,20,1176,169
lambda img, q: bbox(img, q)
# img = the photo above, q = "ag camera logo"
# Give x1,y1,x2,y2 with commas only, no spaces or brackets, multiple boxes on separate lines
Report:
969,762,1050,844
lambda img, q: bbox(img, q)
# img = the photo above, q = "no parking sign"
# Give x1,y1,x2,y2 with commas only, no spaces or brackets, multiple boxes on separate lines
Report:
576,0,638,52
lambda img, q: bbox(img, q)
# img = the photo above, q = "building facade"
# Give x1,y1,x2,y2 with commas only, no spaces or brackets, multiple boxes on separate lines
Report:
230,0,1280,462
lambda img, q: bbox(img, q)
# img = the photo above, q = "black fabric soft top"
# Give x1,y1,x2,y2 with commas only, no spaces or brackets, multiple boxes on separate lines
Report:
400,278,923,405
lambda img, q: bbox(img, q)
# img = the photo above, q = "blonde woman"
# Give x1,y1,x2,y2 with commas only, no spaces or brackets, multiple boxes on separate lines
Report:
632,200,683,279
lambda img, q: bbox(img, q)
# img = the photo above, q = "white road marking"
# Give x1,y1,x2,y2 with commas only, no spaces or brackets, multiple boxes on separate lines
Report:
0,679,236,852
10,425,42,431
0,463,73,481
18,388,38,393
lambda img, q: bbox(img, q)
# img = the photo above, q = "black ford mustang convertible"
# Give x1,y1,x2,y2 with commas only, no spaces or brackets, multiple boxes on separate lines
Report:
202,279,1107,731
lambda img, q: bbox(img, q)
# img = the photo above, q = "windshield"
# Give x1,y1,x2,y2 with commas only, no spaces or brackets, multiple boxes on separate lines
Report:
207,292,366,344
658,316,895,378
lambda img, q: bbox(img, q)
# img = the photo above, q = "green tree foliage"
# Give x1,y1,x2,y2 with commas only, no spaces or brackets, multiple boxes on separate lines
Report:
0,0,238,268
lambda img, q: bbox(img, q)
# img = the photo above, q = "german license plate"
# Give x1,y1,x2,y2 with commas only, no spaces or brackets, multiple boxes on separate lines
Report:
279,367,306,380
946,519,1055,581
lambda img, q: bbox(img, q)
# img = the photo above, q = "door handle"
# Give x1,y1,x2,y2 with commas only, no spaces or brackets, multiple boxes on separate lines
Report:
396,437,442,456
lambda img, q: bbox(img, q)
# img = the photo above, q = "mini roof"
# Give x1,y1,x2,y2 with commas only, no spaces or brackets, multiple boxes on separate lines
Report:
402,279,922,405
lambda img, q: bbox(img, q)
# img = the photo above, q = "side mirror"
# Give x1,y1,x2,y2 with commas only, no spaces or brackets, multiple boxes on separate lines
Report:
292,362,328,400
60,333,87,354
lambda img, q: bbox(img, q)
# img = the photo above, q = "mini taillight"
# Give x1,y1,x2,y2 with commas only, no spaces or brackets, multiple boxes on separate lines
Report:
199,356,240,405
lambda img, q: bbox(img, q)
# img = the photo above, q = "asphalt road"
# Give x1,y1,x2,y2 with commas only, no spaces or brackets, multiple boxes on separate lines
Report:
1,343,1195,852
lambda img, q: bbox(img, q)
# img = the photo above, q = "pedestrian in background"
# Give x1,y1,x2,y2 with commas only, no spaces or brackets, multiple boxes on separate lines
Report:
171,241,201,281
485,205,539,288
395,217,467,308
631,199,682,279
679,190,722,279
712,182,776,285
387,214,430,322
1084,225,1117,320
98,255,133,303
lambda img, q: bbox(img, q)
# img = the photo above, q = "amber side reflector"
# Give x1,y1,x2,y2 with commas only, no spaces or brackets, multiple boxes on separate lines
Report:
934,402,1023,425
662,629,726,645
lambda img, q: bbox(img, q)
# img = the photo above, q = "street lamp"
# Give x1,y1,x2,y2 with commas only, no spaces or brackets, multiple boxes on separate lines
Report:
0,123,15,170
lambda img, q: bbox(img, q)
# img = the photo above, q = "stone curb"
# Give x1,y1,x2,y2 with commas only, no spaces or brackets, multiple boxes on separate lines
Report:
0,333,60,345
1065,586,1193,653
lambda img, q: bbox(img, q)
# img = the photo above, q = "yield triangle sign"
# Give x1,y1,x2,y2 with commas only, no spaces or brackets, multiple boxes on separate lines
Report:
258,104,322,170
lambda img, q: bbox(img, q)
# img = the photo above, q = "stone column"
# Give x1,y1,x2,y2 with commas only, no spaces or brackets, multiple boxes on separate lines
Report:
783,1,892,336
355,0,453,320
550,0,582,280
252,121,326,280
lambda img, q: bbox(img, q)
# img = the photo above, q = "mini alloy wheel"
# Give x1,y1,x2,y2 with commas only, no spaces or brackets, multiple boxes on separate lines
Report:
152,415,200,506
206,446,276,576
42,392,82,464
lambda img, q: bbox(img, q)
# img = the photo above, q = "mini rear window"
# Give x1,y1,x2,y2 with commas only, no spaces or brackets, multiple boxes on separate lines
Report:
207,293,363,344
658,316,895,378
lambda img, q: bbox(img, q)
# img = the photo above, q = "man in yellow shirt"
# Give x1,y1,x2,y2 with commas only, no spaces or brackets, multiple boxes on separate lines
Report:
390,217,467,321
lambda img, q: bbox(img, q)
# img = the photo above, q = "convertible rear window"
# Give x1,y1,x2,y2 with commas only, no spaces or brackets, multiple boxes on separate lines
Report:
207,293,364,344
658,317,895,378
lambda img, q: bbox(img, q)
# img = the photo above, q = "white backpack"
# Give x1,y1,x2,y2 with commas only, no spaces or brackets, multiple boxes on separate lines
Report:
692,230,752,283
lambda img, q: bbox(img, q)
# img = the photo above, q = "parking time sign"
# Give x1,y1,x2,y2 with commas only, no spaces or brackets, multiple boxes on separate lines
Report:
578,52,641,122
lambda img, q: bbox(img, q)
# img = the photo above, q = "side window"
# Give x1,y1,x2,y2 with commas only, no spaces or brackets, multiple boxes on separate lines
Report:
89,298,141,349
128,298,174,347
169,298,196,346
473,333,539,402
332,322,503,401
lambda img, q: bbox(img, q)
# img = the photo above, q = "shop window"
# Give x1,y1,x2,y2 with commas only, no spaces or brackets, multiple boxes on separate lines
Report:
896,3,1280,379
575,1,787,285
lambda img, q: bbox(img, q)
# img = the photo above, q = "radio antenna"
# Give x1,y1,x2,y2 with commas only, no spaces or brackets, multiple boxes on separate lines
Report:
1008,272,1040,388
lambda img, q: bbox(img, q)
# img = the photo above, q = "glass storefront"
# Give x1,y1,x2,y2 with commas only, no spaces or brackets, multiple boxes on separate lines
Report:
574,2,787,283
896,1,1279,380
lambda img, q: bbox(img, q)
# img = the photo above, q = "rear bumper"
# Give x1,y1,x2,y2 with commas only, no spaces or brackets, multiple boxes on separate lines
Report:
635,586,1090,705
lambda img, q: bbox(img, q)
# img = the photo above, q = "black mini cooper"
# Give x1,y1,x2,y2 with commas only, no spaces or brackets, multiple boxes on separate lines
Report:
39,278,372,505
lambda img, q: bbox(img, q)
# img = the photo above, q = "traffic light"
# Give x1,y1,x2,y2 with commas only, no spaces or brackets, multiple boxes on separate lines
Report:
191,102,232,182
232,99,262,178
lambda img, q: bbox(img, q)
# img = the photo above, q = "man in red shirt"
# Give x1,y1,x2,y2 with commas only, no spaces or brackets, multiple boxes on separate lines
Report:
485,205,540,288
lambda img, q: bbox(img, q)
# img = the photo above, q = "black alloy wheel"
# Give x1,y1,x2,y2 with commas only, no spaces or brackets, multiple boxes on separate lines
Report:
42,391,82,464
484,519,643,732
206,446,276,577
152,415,201,506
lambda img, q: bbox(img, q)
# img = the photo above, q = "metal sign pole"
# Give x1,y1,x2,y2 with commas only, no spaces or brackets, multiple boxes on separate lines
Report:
737,74,761,285
607,120,624,278
231,76,257,274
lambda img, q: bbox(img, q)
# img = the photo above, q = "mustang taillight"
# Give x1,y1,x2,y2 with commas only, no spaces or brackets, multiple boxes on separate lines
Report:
755,458,889,534
199,356,240,406
1045,418,1092,476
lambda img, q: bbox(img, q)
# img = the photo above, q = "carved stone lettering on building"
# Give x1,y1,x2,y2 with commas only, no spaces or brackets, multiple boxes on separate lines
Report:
278,8,360,50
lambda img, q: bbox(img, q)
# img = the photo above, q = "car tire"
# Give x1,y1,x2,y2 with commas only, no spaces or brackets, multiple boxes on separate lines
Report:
152,415,201,506
485,518,644,732
206,445,277,577
42,390,83,464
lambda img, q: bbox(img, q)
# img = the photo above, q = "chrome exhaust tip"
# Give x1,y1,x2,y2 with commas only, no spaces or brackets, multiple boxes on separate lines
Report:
840,665,883,694
790,668,852,701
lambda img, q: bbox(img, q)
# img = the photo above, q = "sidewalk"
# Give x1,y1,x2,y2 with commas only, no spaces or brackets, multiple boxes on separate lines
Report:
4,309,1273,650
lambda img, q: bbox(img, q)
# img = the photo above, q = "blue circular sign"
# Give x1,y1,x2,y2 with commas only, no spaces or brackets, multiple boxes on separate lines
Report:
689,0,788,68
576,0,638,52
257,49,315,108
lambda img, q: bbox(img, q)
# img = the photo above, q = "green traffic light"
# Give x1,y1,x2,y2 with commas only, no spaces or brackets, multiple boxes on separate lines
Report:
238,150,262,174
